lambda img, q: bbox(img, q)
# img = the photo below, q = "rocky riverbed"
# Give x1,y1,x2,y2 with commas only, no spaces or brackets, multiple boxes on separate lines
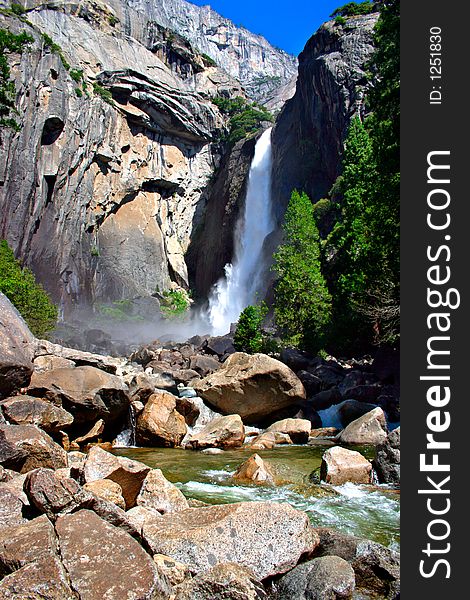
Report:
1,292,400,599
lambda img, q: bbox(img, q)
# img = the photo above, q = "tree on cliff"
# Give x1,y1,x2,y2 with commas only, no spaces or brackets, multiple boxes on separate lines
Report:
0,240,58,337
272,190,331,351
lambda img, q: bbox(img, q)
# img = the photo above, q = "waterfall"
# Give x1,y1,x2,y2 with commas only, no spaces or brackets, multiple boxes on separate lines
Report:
208,127,275,335
113,404,137,448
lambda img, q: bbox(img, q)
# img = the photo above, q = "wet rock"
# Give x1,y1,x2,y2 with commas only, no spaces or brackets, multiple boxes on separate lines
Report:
193,353,306,424
373,427,400,485
0,294,35,399
154,554,191,587
136,468,189,514
314,528,361,562
320,447,372,485
233,454,275,485
310,427,340,439
0,395,74,433
190,354,221,377
56,510,171,599
267,418,311,444
0,424,67,473
83,446,150,508
185,414,245,450
337,408,388,446
309,387,343,411
0,515,74,599
337,400,379,427
275,555,355,599
143,501,319,580
352,540,400,598
136,391,187,447
174,563,267,599
28,366,130,425
248,431,292,450
83,479,126,510
175,396,200,426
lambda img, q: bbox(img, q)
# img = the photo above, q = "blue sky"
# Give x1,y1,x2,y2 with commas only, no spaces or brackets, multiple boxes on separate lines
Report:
188,0,343,55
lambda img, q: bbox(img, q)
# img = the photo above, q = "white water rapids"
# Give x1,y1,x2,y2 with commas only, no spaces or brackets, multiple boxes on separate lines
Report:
208,127,275,335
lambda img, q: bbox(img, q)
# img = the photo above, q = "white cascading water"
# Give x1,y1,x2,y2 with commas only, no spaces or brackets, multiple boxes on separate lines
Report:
208,127,275,335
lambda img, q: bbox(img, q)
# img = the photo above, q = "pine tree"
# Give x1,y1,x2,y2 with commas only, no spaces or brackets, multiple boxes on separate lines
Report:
273,190,331,350
233,303,268,354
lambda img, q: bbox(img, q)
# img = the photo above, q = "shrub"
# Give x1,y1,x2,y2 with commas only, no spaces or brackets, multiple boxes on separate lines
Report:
69,68,83,83
335,16,347,25
41,33,70,70
201,53,216,67
0,239,58,337
212,95,273,144
160,289,190,319
108,15,118,27
93,82,113,104
234,303,268,354
331,2,375,18
10,3,26,16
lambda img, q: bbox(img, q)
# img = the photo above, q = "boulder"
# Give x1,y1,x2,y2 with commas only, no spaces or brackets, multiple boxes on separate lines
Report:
373,427,400,484
172,368,200,385
0,424,67,473
27,366,130,424
143,501,319,580
310,427,340,439
267,418,311,444
154,554,191,587
320,447,372,485
136,468,189,514
233,454,275,484
337,408,388,445
338,400,379,427
280,348,313,372
297,370,322,396
343,385,381,403
174,563,267,599
136,391,187,447
185,415,245,450
190,354,221,377
193,353,306,424
309,387,342,411
72,418,105,446
175,396,200,426
310,364,345,389
55,510,171,599
83,446,151,508
0,515,75,599
276,556,355,599
204,335,236,358
33,354,76,372
0,395,73,433
0,485,26,527
83,479,126,510
0,293,35,399
338,371,379,397
126,505,161,533
249,431,292,450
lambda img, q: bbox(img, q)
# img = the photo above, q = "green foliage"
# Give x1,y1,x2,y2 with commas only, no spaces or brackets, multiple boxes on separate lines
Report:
97,300,144,322
201,53,217,67
272,190,332,351
0,28,33,130
212,96,273,144
335,16,347,25
41,33,70,70
93,82,113,104
108,15,118,27
74,87,83,98
0,239,58,337
69,68,83,83
10,3,26,16
90,245,99,256
331,2,375,18
234,303,268,354
160,290,190,319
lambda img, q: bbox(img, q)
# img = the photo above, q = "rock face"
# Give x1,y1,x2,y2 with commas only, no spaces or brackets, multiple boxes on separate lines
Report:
373,427,400,484
276,556,356,600
271,14,378,218
136,391,188,447
193,353,306,425
55,509,171,599
28,366,129,425
0,294,35,399
185,414,245,450
337,407,388,445
143,501,319,580
0,424,67,473
320,446,372,486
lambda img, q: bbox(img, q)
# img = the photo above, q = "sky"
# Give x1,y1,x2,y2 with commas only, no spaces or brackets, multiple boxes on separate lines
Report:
188,0,343,56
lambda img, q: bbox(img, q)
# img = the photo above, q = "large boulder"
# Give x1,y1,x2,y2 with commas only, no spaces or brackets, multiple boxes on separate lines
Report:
55,510,171,599
174,563,267,599
337,408,388,445
83,446,150,508
190,354,221,377
143,501,319,580
0,395,74,433
373,427,400,484
0,484,27,527
266,418,311,444
0,293,35,399
136,468,189,514
0,515,75,599
275,556,355,599
27,366,130,424
136,391,187,447
249,431,292,450
338,400,379,427
193,353,306,424
83,479,126,510
233,454,275,485
185,414,245,450
0,424,67,473
320,447,372,485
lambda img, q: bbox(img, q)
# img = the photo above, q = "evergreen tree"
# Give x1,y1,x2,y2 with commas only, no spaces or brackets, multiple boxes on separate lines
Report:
0,240,58,337
233,303,268,354
273,190,331,350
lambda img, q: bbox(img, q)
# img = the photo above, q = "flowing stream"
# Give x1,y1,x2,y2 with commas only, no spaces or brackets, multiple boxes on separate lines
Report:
115,445,399,549
208,127,275,335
